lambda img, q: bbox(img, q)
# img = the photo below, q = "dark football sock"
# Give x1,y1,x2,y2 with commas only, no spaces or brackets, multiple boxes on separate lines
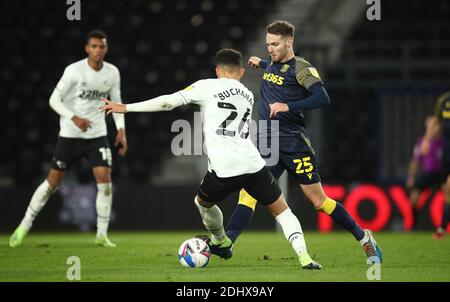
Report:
225,204,254,243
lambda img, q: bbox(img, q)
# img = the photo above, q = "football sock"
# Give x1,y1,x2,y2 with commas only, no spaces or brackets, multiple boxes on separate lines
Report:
440,203,450,230
96,182,113,238
194,197,226,244
318,197,365,241
226,189,257,242
275,208,307,256
226,204,254,243
21,180,57,230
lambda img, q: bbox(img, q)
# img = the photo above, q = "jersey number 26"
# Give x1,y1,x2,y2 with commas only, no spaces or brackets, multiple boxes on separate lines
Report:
216,102,251,139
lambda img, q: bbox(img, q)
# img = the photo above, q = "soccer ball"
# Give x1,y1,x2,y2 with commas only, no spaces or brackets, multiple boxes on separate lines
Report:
178,238,211,268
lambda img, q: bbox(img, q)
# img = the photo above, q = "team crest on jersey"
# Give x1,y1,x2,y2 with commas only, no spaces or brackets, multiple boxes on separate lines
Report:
56,160,66,169
308,67,321,79
280,64,290,73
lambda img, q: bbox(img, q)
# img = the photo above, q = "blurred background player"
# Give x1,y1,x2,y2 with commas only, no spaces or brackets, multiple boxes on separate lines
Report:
9,30,127,248
222,20,382,263
406,117,445,228
423,91,450,239
100,48,322,269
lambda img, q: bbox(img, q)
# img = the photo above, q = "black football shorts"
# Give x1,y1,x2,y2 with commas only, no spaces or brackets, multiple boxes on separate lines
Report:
51,136,112,171
198,166,282,206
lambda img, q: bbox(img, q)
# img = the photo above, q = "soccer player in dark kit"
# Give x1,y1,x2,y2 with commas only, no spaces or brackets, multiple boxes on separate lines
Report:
209,20,382,264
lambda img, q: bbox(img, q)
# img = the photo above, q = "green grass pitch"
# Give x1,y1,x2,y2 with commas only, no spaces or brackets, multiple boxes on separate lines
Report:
0,231,449,282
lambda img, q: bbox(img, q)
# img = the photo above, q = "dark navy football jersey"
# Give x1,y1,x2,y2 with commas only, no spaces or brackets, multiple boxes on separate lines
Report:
258,56,323,152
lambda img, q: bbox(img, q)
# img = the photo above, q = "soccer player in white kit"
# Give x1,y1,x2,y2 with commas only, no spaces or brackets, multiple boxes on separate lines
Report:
100,49,322,269
9,31,127,248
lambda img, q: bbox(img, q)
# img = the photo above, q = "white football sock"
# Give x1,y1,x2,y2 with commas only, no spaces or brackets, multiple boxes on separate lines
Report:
96,182,113,238
275,208,308,256
21,180,57,230
194,197,226,243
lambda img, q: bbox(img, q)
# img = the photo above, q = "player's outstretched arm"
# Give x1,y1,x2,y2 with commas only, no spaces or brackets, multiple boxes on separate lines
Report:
100,92,186,115
100,98,127,114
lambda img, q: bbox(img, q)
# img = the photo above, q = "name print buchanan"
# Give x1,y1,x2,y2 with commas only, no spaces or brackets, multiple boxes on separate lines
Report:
216,86,254,106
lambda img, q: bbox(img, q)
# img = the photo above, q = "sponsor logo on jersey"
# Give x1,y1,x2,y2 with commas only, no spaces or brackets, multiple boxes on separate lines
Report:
78,89,109,100
280,64,290,73
262,72,284,85
56,160,66,169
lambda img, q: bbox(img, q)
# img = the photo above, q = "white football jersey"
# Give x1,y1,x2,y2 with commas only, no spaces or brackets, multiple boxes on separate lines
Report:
178,78,266,178
52,58,122,139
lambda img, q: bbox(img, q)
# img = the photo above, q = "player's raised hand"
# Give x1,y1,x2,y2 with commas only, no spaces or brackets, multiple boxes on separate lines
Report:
248,56,261,68
71,115,92,132
100,98,127,115
115,128,128,157
269,102,289,118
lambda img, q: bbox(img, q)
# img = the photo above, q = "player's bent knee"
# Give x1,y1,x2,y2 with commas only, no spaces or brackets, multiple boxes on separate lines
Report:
46,179,61,189
266,196,288,217
42,179,59,196
195,196,214,208
47,169,65,188
93,167,112,183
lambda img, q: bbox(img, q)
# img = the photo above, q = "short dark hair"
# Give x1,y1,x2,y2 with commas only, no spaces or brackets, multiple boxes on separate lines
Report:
86,30,108,44
215,48,243,68
267,20,294,38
